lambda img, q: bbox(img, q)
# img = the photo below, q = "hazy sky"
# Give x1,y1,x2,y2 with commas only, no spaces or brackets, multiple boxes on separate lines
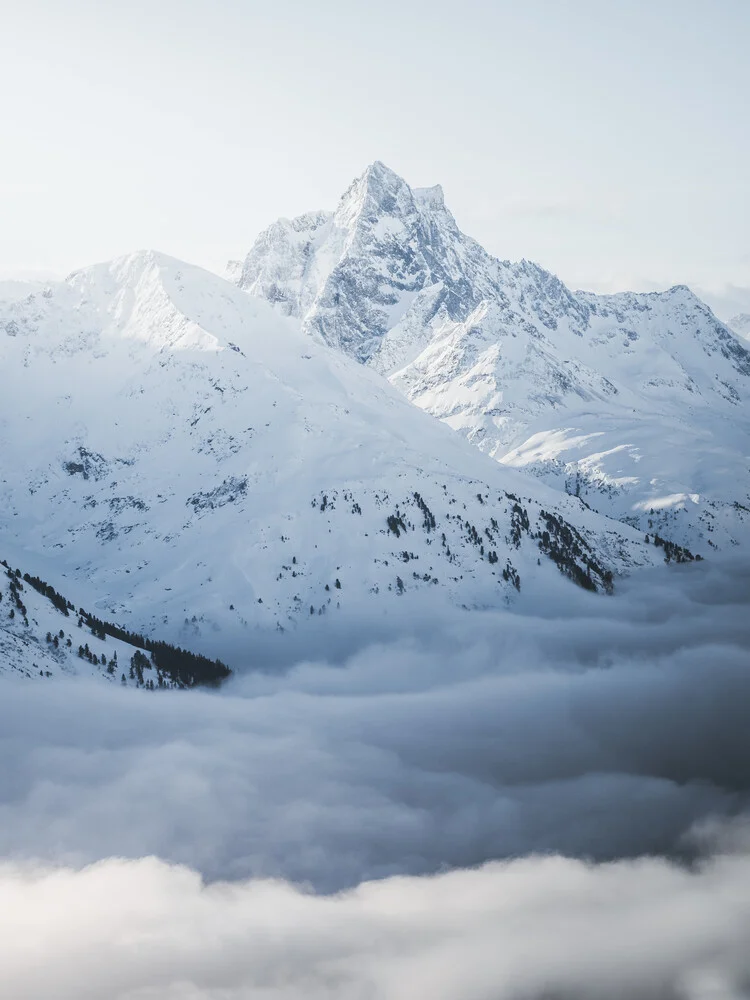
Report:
2,0,748,299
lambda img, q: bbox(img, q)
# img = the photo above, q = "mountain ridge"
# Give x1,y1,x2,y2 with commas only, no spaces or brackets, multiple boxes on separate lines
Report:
0,249,663,669
233,163,750,552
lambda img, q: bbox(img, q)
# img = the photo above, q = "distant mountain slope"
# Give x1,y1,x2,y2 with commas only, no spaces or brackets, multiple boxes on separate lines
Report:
234,163,750,551
729,313,750,340
0,252,660,661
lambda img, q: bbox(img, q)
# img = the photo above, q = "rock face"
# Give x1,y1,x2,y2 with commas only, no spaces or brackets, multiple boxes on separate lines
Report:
234,163,750,551
236,161,523,369
0,251,656,664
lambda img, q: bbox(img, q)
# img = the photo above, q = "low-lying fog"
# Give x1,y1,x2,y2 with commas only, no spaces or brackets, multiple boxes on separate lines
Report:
2,557,749,999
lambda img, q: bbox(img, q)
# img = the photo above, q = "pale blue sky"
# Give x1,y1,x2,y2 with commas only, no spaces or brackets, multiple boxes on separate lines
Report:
2,0,748,305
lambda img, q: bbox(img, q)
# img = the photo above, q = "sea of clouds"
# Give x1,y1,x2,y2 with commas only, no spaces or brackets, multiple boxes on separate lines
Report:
1,556,749,998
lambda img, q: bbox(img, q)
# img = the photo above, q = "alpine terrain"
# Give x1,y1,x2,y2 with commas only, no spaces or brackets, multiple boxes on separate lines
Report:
233,162,750,552
0,251,669,675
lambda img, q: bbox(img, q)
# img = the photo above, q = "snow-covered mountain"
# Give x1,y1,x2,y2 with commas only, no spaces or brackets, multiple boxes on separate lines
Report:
234,162,498,369
0,251,665,665
234,162,750,552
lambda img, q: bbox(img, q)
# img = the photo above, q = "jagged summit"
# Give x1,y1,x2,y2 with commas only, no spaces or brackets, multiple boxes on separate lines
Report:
233,164,750,551
334,163,451,229
334,161,412,226
235,161,494,364
413,183,445,208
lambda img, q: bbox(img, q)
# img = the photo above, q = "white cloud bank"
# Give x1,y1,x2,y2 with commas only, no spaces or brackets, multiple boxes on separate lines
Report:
3,842,750,1000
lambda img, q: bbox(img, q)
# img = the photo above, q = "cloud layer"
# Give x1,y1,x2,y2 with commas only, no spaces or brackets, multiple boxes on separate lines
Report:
1,557,749,889
2,556,750,997
3,844,750,1000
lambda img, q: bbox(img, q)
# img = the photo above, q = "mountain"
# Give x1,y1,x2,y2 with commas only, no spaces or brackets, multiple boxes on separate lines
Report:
729,313,750,340
233,163,750,552
0,251,665,665
234,161,498,369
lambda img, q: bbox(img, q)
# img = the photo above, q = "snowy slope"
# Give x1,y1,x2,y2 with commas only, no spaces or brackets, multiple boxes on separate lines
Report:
0,252,662,662
0,279,48,304
394,285,750,552
0,557,226,686
234,163,750,551
0,560,128,682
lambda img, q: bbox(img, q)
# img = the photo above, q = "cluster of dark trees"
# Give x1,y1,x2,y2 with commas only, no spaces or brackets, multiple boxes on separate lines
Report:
537,511,613,593
386,513,408,537
77,641,107,666
45,629,71,650
464,520,483,548
23,573,74,616
412,492,436,532
501,560,521,591
3,566,29,624
509,503,531,548
77,610,231,688
1,558,230,688
126,648,172,689
646,533,700,564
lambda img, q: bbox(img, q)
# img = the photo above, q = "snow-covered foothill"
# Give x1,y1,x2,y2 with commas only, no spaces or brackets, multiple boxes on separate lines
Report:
0,251,663,665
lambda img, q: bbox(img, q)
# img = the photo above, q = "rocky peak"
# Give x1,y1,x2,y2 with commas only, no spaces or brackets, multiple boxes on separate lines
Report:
413,184,446,211
333,161,416,231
